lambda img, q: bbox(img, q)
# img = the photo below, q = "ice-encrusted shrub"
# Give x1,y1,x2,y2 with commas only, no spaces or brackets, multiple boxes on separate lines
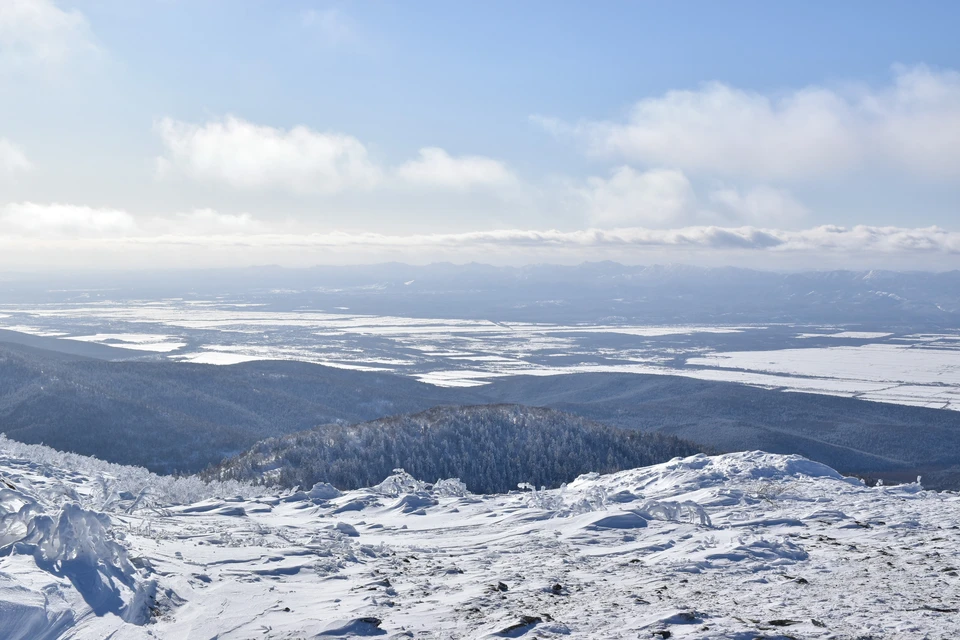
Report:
1,486,127,573
374,469,427,497
0,487,43,547
515,480,711,525
0,435,265,506
517,482,610,515
307,482,342,500
566,485,608,515
434,477,469,497
518,482,566,510
697,534,719,550
750,480,789,505
19,503,134,574
0,495,157,624
637,499,711,526
362,470,468,499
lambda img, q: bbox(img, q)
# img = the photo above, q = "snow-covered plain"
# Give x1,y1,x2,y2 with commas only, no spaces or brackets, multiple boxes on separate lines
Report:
65,334,188,353
1,439,958,639
687,341,960,410
2,299,960,409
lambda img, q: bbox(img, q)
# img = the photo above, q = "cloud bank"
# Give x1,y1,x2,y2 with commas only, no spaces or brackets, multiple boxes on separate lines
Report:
107,225,954,255
1,202,957,255
538,65,960,182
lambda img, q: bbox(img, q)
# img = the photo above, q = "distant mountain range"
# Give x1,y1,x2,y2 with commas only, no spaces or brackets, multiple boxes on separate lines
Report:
4,263,960,326
3,340,960,488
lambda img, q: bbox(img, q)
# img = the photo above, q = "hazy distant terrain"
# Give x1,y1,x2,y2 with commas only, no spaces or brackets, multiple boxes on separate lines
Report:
2,264,960,411
2,264,959,486
4,263,960,325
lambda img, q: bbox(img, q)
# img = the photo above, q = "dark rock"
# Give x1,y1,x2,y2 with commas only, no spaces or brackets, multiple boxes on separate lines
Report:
317,617,384,636
496,616,541,637
922,605,959,613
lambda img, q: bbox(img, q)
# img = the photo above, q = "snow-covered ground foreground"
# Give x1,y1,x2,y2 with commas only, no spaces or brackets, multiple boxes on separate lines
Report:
1,441,958,639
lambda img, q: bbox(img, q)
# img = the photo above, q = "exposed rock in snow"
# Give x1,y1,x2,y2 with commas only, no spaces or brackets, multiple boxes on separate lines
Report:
0,443,958,638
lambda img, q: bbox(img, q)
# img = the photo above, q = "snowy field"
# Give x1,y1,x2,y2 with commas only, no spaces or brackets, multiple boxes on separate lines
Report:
687,340,960,410
1,439,958,639
2,299,960,409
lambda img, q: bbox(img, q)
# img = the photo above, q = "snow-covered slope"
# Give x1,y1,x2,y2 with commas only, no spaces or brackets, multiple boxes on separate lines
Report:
0,438,957,639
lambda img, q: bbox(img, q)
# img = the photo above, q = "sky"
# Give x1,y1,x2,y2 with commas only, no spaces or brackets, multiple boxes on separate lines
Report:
1,0,959,270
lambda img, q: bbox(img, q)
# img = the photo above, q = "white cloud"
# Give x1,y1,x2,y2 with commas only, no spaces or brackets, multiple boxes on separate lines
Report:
575,84,857,180
155,116,382,194
542,65,960,181
0,202,135,235
708,185,808,225
0,0,98,70
395,147,516,190
155,116,521,196
0,139,32,173
870,65,960,180
580,167,697,227
578,167,807,229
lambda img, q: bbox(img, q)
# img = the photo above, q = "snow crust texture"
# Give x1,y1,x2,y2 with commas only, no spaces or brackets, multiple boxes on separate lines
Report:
0,444,958,639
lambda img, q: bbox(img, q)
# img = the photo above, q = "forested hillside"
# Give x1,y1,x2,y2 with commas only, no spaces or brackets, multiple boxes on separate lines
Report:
0,342,471,472
207,404,705,493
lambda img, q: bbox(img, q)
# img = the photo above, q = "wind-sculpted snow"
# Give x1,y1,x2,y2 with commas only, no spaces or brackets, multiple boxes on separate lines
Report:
1,445,959,638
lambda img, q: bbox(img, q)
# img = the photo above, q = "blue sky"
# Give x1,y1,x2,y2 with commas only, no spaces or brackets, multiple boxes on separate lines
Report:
1,1,959,269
